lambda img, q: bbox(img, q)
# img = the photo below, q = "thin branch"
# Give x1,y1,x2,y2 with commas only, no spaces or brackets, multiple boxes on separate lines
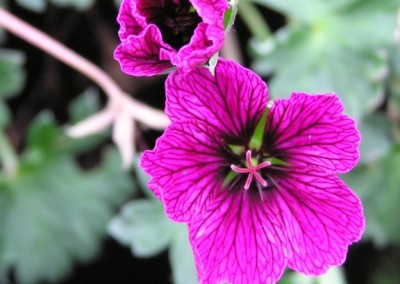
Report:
221,29,244,65
238,0,271,42
0,8,170,130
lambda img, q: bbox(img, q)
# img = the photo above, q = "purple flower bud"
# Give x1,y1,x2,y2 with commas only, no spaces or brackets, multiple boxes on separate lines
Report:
114,0,228,76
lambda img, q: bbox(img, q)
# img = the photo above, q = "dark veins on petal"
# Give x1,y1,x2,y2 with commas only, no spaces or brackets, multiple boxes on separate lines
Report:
148,0,202,50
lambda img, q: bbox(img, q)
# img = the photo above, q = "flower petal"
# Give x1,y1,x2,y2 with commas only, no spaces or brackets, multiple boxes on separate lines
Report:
173,0,228,69
116,0,148,41
192,0,229,24
141,120,225,221
166,59,268,138
274,169,364,275
114,25,173,76
116,0,227,75
174,23,223,70
189,192,287,284
268,93,360,173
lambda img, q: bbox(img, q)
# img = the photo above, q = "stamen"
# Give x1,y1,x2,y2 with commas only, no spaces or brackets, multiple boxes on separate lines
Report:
230,150,271,190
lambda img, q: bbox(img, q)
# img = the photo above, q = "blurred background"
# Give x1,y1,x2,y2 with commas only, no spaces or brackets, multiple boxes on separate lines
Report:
0,0,399,283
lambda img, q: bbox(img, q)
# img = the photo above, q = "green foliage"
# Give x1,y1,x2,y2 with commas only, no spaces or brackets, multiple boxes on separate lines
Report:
15,0,95,13
249,105,269,150
109,162,197,284
388,47,400,119
250,0,398,120
109,199,197,284
23,111,102,163
0,101,10,128
68,87,102,124
224,0,239,30
0,49,26,99
279,267,347,284
358,113,392,164
343,145,400,246
0,92,134,283
109,200,172,257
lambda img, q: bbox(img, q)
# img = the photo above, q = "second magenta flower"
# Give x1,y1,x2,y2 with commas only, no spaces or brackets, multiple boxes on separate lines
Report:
115,0,228,76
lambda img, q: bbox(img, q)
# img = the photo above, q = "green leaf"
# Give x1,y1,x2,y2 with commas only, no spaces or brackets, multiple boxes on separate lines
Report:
0,147,133,284
254,0,398,43
249,104,270,150
0,108,133,283
22,109,106,164
66,89,108,153
0,49,26,99
252,26,386,120
222,170,238,187
132,157,159,200
110,162,198,284
343,145,400,246
253,0,352,23
227,144,244,155
278,267,347,284
14,0,46,13
251,0,398,120
169,226,197,284
22,110,100,162
207,52,219,75
109,197,198,284
24,111,62,155
358,113,392,164
388,47,400,120
0,101,10,128
265,157,291,166
223,0,239,30
68,87,101,124
109,200,172,257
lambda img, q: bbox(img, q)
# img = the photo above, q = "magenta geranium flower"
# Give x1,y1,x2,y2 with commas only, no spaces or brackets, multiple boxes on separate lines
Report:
141,59,364,283
114,0,228,76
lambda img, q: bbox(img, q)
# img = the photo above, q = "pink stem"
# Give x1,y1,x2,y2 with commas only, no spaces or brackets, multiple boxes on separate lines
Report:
0,8,170,130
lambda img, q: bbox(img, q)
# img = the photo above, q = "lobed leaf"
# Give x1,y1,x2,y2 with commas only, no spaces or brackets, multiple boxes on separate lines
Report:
0,106,134,283
0,49,26,99
251,0,398,120
343,145,400,246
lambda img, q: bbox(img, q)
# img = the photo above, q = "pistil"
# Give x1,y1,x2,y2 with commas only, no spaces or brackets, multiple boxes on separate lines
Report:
230,150,271,190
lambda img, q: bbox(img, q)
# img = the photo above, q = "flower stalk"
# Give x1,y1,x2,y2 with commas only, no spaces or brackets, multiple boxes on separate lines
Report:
0,8,170,131
238,0,271,42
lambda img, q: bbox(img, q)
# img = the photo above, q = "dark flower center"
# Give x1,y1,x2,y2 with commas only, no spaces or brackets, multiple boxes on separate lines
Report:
222,140,290,201
231,150,271,191
148,0,202,50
